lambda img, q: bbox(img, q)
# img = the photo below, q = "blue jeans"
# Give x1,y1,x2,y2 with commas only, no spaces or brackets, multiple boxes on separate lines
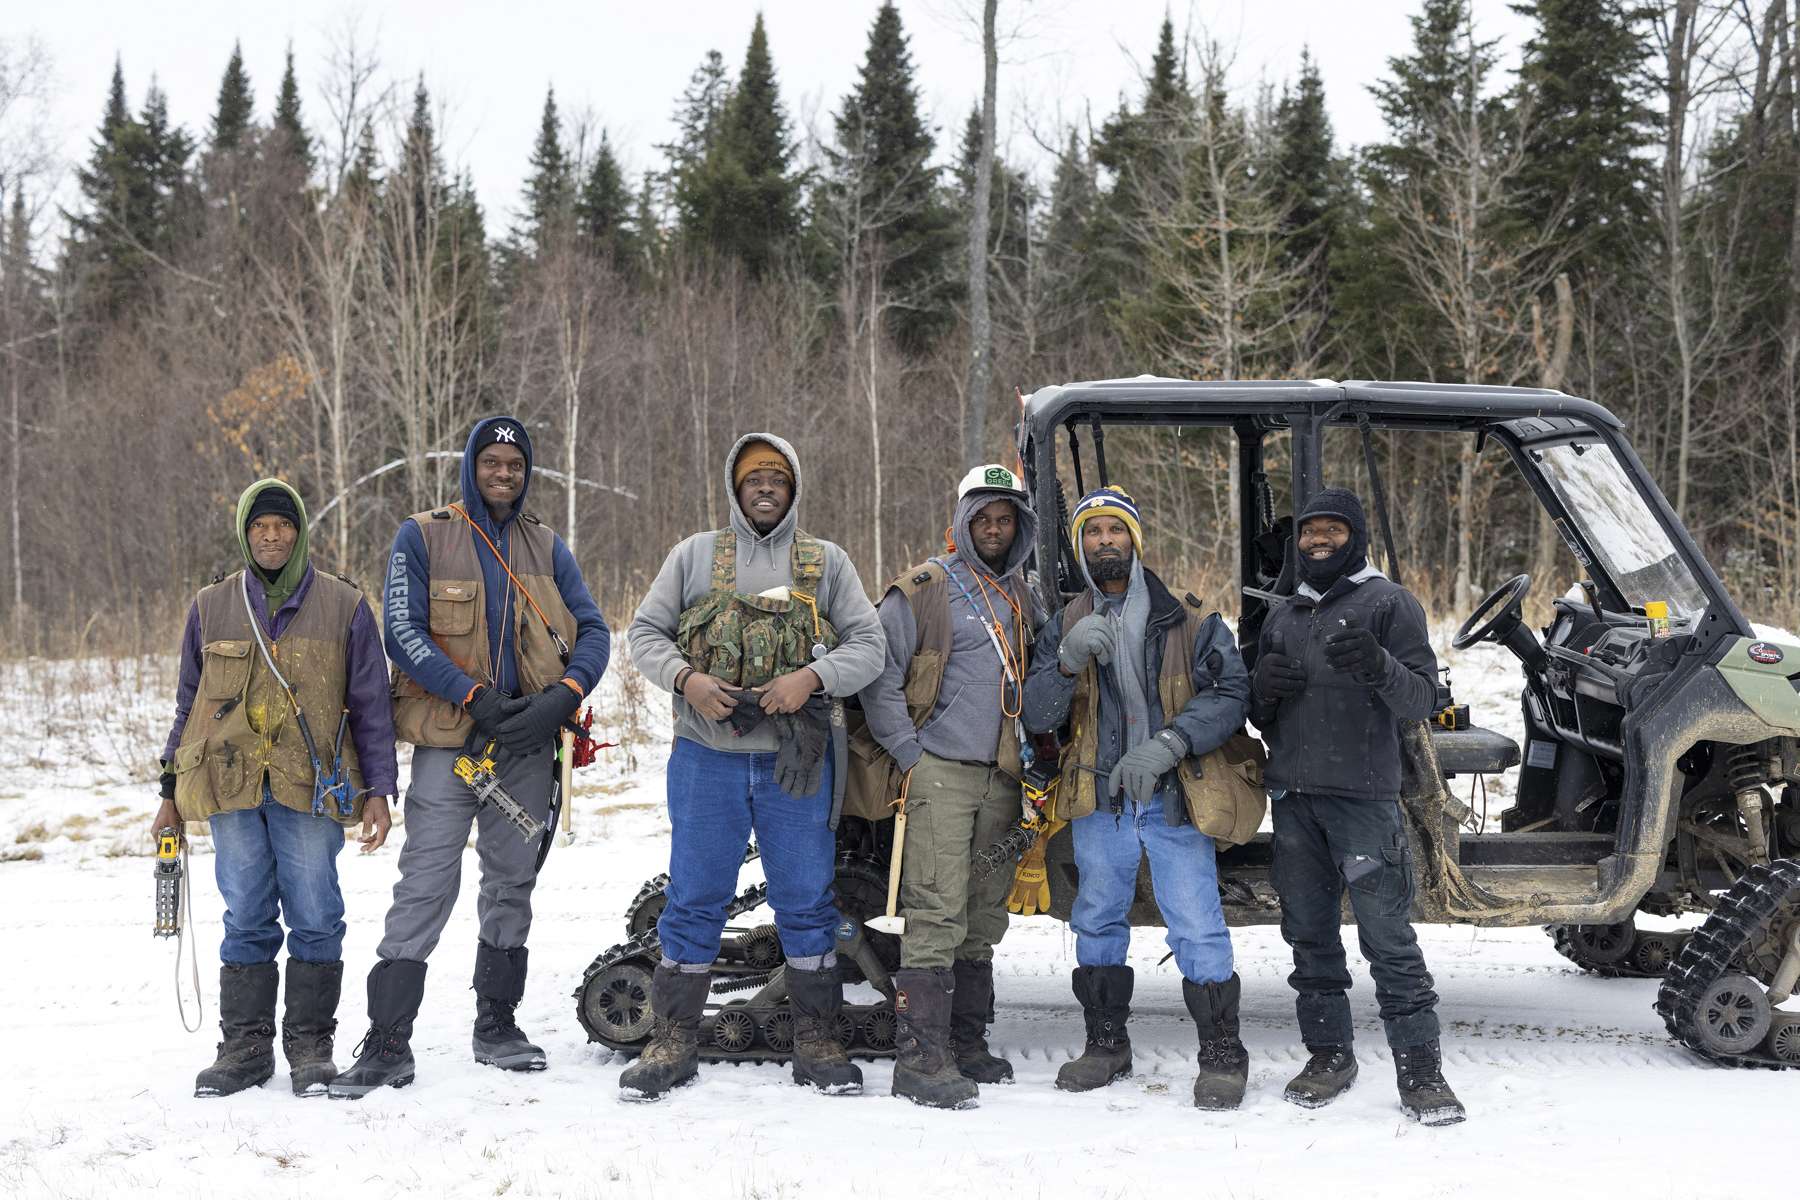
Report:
657,737,838,966
1070,791,1234,984
209,781,347,965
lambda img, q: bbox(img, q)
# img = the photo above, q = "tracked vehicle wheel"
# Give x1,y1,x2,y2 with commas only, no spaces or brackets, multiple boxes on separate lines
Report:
1659,859,1800,1068
712,1007,757,1053
1766,1016,1800,1064
580,959,656,1051
1693,973,1773,1057
1558,922,1635,968
625,875,669,937
1633,933,1680,975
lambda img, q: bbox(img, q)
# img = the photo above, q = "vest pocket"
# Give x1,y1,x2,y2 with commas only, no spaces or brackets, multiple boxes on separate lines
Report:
200,639,252,701
429,580,479,636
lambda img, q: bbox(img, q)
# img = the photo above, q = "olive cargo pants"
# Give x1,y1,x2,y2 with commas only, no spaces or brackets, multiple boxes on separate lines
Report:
897,751,1020,969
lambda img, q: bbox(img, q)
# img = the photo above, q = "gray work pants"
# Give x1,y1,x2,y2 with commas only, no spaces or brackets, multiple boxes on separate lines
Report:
377,744,555,962
897,751,1019,970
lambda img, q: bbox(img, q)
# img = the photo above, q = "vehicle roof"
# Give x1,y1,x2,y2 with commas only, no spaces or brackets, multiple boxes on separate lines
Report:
1019,377,1623,432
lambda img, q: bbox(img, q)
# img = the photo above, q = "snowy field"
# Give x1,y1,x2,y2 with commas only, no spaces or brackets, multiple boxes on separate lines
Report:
2,629,1794,1199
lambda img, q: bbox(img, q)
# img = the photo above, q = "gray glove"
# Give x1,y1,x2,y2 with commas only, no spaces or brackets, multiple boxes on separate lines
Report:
1106,728,1187,806
773,695,831,798
1058,613,1117,674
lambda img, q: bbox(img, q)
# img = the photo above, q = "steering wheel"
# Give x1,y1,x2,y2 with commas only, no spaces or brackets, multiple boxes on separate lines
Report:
1452,574,1533,650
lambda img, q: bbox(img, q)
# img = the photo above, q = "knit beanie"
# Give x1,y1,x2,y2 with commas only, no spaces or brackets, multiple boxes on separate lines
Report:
733,439,794,487
469,417,528,458
244,486,301,531
1069,484,1144,555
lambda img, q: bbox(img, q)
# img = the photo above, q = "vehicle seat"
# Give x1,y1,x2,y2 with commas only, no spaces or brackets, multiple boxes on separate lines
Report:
1430,725,1521,776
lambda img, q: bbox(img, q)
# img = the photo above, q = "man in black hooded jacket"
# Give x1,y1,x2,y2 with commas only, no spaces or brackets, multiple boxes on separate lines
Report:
1251,487,1466,1126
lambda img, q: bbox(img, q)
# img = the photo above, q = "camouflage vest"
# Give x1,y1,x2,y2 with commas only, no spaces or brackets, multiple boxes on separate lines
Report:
172,569,368,825
390,507,578,748
674,530,838,688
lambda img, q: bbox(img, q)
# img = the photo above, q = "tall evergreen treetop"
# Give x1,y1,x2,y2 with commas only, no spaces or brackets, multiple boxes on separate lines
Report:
517,86,574,253
210,41,255,152
1274,48,1339,265
1368,0,1499,177
576,130,638,265
272,45,313,171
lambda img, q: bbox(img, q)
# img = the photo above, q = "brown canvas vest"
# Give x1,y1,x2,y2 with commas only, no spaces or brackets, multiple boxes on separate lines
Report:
1052,592,1266,843
390,508,578,748
842,560,1032,820
172,570,367,824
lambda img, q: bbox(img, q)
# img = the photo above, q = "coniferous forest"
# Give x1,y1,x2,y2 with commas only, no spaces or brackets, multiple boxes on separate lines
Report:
2,0,1799,650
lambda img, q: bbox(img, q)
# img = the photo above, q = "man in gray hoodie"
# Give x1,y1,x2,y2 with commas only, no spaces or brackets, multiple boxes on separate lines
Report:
623,434,886,1101
859,464,1039,1110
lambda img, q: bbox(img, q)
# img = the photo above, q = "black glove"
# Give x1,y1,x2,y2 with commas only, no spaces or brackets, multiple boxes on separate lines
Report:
467,685,529,738
724,687,768,738
772,696,831,798
494,683,582,756
1252,652,1306,704
158,761,176,801
1323,627,1386,679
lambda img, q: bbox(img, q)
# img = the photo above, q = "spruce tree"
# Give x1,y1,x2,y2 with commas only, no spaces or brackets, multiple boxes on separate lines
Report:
68,62,161,311
576,131,638,266
663,48,731,220
955,107,1030,295
516,87,574,255
209,41,255,153
271,45,313,173
1272,47,1344,359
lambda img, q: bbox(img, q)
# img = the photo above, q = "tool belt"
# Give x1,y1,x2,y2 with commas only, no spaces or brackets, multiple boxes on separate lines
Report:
674,530,839,688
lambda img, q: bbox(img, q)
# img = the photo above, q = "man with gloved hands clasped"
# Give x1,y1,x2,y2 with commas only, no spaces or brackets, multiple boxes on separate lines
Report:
1252,486,1465,1127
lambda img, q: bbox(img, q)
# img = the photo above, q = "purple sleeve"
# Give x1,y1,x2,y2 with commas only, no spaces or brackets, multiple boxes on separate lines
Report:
344,599,400,797
161,602,204,764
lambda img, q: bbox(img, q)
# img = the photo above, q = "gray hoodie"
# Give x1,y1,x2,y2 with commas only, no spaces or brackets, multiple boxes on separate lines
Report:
626,432,887,753
859,489,1039,771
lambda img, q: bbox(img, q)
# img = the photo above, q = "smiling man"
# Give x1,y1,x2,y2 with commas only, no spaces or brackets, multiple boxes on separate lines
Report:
1251,487,1464,1126
330,416,611,1098
156,478,397,1099
858,465,1038,1109
624,433,886,1101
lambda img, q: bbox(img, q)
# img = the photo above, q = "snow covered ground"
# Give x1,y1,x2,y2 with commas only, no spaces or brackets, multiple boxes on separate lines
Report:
2,630,1794,1200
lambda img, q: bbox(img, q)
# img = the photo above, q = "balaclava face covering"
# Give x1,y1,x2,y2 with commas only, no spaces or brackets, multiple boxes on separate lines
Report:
1296,486,1370,591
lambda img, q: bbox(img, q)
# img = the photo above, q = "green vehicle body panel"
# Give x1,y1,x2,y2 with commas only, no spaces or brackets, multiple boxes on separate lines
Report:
1715,636,1800,733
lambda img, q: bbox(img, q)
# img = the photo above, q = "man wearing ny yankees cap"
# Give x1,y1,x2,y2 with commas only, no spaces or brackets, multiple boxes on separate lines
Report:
331,415,611,1097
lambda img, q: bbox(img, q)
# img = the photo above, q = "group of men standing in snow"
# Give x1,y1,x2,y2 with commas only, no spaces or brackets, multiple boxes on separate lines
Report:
155,419,1465,1126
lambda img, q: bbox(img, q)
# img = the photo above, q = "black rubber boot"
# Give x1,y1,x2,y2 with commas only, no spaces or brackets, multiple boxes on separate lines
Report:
785,964,863,1095
1395,1040,1466,1126
195,962,278,1097
327,959,428,1099
891,968,979,1109
619,966,709,1102
1055,965,1133,1092
950,959,1013,1084
282,959,343,1097
472,942,547,1072
1182,974,1250,1111
1284,1046,1358,1109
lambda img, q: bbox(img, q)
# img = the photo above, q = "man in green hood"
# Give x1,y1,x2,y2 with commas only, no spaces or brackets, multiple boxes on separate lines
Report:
154,479,399,1099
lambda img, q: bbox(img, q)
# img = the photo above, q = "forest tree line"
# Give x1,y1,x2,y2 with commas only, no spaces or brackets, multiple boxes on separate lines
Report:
1,0,1798,656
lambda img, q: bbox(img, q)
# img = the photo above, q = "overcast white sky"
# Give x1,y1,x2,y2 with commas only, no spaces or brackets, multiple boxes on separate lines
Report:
18,0,1536,226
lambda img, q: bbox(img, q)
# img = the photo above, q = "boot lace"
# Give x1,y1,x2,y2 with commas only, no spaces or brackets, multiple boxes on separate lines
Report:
1300,1048,1352,1078
1397,1049,1449,1092
1197,1037,1246,1069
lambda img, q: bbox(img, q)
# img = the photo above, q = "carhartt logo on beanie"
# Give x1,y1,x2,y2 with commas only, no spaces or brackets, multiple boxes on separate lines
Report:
1070,484,1144,555
734,440,794,487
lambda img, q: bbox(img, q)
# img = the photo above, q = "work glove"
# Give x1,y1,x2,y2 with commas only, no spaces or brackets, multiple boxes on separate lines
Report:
467,685,529,739
1005,816,1067,916
1058,613,1116,675
773,695,831,798
724,687,769,738
158,760,176,801
1323,626,1387,680
494,683,582,756
1252,652,1306,705
1106,728,1187,807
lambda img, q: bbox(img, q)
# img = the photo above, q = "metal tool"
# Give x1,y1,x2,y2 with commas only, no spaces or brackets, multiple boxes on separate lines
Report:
154,827,183,938
866,772,911,936
453,737,545,843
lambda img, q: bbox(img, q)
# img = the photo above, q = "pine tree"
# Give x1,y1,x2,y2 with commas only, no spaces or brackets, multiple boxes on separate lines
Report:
575,130,638,266
663,48,731,224
1367,0,1498,178
271,45,313,173
955,107,1030,297
68,62,163,311
142,79,199,246
516,87,573,255
679,14,800,276
1272,48,1344,359
1038,128,1101,341
209,41,255,153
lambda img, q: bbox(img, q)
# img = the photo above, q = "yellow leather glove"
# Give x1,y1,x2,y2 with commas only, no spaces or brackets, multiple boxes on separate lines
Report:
1005,818,1066,916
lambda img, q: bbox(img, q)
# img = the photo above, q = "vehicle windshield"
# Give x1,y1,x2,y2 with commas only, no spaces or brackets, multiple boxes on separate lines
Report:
1534,440,1710,620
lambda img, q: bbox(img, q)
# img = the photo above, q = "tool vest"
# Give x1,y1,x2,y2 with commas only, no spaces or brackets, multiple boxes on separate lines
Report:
1054,592,1266,843
172,569,367,825
843,560,1033,820
390,508,579,747
673,530,839,688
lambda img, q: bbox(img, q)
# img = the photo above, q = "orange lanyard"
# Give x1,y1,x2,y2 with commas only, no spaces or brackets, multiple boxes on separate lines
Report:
957,566,1027,719
450,503,572,681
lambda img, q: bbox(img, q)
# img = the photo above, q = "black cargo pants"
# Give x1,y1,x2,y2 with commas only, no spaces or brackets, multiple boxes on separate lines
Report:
1270,791,1440,1050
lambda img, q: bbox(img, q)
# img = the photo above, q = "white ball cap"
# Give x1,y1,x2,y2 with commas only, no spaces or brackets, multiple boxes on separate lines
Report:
957,463,1026,502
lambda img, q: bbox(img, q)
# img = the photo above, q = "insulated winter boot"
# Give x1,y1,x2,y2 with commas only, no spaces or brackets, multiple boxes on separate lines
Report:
281,958,344,1097
1055,965,1133,1092
327,958,428,1099
1284,1046,1358,1109
618,965,710,1102
1394,1040,1466,1126
1181,974,1250,1111
949,959,1012,1084
471,941,547,1071
891,968,979,1109
194,962,278,1098
785,964,863,1094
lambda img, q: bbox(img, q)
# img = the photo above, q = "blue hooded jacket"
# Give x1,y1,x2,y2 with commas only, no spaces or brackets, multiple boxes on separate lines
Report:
383,416,611,702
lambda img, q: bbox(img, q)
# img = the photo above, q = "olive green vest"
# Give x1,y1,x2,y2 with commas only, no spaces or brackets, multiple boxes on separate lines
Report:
1052,592,1267,843
390,508,578,748
673,531,839,688
842,561,1032,821
172,569,367,825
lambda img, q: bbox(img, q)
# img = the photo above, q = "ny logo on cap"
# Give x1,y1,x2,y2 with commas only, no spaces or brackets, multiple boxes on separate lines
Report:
493,424,519,444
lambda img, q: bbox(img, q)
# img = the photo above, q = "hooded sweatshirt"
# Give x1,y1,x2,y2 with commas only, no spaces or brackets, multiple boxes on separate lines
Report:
162,478,399,797
627,432,887,754
859,489,1038,771
383,416,612,703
